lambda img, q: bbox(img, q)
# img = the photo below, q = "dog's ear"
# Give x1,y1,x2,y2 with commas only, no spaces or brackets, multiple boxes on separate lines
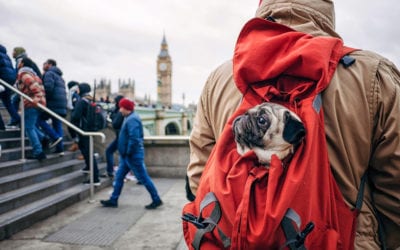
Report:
282,111,305,145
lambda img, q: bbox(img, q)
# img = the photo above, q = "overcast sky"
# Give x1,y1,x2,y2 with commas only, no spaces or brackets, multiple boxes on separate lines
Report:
1,0,399,105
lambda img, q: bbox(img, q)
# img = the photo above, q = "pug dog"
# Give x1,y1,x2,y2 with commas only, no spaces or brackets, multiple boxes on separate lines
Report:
232,102,305,165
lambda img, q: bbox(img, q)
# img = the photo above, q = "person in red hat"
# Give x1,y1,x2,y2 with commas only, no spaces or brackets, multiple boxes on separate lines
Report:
101,98,163,209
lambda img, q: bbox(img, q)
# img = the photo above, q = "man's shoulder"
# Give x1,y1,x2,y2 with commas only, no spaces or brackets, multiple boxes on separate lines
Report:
348,49,396,68
126,112,142,123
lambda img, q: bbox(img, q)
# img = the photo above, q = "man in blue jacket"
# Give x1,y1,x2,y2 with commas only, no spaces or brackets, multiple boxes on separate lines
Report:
37,59,67,155
101,98,163,209
0,44,21,130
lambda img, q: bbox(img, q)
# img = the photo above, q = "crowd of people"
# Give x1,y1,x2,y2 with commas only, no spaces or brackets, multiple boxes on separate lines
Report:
0,45,162,210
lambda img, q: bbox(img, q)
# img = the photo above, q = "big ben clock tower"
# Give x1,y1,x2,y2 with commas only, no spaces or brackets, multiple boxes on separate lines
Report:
157,33,172,107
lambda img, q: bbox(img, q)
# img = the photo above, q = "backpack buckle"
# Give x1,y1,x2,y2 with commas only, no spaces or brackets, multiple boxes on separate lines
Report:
182,213,206,229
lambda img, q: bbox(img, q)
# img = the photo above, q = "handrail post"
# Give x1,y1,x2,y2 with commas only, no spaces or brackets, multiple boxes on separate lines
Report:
88,135,95,203
20,97,25,160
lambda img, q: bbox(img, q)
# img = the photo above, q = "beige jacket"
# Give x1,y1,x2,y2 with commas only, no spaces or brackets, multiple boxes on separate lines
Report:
187,0,400,249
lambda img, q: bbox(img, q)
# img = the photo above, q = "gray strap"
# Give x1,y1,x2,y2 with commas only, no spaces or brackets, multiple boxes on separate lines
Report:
312,94,322,113
192,192,231,250
281,208,306,250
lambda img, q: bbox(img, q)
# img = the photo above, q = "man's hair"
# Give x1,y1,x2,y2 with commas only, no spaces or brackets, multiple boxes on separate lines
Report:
46,59,57,66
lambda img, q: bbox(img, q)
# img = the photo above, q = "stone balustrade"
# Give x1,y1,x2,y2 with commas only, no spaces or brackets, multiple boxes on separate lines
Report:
94,126,189,178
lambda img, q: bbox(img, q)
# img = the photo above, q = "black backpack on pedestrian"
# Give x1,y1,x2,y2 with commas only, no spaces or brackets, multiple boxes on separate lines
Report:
81,84,107,132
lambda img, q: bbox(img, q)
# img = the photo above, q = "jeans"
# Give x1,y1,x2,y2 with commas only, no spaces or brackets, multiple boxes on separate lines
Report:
110,155,161,203
66,110,77,140
25,108,43,156
37,114,64,152
0,91,20,124
105,137,118,175
10,94,20,123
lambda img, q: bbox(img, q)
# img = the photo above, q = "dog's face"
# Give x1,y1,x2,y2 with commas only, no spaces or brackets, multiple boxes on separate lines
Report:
232,102,305,165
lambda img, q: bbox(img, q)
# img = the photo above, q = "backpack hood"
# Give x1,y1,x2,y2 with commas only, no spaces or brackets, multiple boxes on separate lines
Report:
256,0,340,38
233,18,345,104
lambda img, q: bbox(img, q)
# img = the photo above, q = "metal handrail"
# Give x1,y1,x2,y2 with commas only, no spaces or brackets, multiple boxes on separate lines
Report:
0,78,105,202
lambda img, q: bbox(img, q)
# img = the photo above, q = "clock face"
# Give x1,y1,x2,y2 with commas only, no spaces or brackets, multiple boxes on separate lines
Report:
159,63,167,71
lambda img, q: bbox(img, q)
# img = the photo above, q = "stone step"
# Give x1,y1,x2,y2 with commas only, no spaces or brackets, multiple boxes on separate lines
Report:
0,166,85,215
0,174,112,240
0,137,29,150
0,151,80,177
0,140,75,163
0,158,86,195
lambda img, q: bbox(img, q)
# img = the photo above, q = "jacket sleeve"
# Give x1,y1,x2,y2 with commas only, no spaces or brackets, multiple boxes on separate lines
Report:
369,58,400,249
112,111,124,130
71,99,84,126
186,74,217,196
125,117,141,156
186,60,242,196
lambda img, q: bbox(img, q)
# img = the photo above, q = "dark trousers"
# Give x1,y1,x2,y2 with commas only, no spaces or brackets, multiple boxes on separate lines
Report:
78,135,99,182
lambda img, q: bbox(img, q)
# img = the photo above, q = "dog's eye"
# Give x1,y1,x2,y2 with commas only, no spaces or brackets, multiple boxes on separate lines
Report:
258,116,267,125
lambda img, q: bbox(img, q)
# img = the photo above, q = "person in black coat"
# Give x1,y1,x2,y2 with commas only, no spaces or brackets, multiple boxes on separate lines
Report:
105,95,124,177
0,44,21,129
71,83,100,185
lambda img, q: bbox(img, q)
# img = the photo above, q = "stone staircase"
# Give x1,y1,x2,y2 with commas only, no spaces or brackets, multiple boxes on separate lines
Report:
0,109,111,240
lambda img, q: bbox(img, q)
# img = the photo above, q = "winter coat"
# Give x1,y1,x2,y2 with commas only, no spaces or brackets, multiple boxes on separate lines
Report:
42,66,67,116
110,95,125,136
0,45,16,86
16,67,46,108
71,95,92,131
186,0,400,249
118,112,144,158
111,111,123,136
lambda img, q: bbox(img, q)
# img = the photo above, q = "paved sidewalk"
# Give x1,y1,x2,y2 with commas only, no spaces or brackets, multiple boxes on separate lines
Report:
0,178,189,250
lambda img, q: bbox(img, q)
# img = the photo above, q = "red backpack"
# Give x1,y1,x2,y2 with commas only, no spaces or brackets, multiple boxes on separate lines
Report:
182,18,364,250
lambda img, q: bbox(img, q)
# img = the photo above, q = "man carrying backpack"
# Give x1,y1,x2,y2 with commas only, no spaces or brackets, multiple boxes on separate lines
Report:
71,83,100,186
186,0,400,249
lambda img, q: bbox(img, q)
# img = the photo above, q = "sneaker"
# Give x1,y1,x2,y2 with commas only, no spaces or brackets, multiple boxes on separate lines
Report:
125,172,137,182
99,173,108,178
81,167,90,173
100,199,118,208
7,121,20,127
26,152,47,161
41,137,50,149
145,200,163,210
49,137,62,149
68,142,79,152
37,152,47,161
83,179,101,186
54,149,64,157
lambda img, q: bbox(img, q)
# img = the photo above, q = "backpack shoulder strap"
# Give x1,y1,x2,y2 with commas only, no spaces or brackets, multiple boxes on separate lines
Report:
182,192,231,250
